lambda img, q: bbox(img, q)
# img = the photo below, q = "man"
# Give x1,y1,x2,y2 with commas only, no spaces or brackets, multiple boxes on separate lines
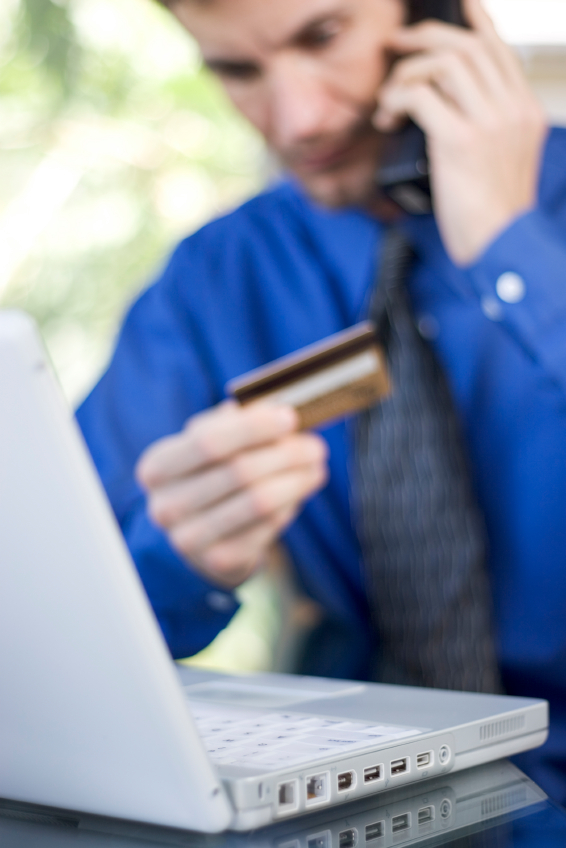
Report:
77,0,566,801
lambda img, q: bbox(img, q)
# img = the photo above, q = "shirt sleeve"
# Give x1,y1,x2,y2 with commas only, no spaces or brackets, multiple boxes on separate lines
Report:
76,243,240,660
465,205,566,393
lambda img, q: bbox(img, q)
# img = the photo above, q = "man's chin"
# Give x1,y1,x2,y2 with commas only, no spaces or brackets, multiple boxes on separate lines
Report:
295,166,377,211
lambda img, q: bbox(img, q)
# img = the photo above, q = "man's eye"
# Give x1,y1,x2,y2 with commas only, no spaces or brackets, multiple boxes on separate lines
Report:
297,19,342,49
207,62,261,81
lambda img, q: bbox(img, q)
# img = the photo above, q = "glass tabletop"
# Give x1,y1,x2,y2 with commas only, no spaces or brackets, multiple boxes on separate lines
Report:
1,760,565,848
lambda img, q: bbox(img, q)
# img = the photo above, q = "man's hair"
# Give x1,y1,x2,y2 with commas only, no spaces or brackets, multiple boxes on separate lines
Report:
153,1,443,22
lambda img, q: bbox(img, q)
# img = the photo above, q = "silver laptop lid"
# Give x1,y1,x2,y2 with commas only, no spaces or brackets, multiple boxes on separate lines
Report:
0,310,233,831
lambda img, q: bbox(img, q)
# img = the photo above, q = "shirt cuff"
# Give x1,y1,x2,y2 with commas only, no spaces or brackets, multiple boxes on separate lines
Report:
465,208,566,381
126,507,240,659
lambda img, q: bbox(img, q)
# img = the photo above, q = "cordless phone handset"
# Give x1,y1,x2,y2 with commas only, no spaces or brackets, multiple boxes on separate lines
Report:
375,0,468,215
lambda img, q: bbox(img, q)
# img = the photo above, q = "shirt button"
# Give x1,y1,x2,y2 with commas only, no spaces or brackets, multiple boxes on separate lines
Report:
496,272,526,304
481,295,503,321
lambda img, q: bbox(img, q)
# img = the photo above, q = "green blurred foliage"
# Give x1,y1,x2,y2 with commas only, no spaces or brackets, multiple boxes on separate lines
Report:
0,0,265,402
21,0,79,96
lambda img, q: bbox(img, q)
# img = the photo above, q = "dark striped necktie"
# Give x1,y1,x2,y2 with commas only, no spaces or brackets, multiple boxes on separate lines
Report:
352,229,502,693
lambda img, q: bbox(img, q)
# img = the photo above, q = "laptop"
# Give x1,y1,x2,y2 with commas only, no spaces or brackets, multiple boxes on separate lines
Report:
0,310,549,833
0,760,549,847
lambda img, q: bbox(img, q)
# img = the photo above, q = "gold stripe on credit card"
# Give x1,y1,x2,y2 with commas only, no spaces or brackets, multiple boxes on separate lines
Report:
226,321,390,430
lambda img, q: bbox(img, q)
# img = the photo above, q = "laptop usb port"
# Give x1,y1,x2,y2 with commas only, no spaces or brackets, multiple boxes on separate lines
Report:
338,828,358,848
337,771,356,792
418,806,435,826
391,813,411,834
416,752,432,769
363,765,382,783
365,822,384,841
390,757,408,776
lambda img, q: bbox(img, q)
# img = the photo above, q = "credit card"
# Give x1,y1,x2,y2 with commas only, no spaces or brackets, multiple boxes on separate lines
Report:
226,321,390,429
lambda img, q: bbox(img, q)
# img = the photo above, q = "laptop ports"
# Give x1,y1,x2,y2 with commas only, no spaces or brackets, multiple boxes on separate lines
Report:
363,765,383,783
391,813,411,834
438,744,451,765
277,780,299,815
418,806,435,826
307,831,331,848
365,821,384,842
390,757,409,776
338,828,358,848
440,799,453,820
305,772,330,806
416,751,432,769
337,771,356,792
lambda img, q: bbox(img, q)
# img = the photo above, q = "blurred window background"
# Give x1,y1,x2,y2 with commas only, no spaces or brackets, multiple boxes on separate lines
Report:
1,0,564,674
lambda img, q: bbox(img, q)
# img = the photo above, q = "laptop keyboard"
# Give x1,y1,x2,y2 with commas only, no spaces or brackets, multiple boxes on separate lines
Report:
188,701,421,771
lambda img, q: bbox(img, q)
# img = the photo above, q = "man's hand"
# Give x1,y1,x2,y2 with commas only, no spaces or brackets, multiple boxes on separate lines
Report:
135,402,328,589
374,0,548,266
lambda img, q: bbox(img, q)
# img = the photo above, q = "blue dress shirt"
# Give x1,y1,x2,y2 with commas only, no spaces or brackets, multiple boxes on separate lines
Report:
77,128,566,804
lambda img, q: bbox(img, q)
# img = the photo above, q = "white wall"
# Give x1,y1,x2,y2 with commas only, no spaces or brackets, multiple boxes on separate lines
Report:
484,0,566,125
522,49,566,126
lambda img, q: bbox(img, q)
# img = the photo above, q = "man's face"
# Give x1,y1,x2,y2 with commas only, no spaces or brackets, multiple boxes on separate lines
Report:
173,0,405,208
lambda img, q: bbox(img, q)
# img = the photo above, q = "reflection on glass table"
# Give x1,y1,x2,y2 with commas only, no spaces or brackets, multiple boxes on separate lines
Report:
1,760,566,848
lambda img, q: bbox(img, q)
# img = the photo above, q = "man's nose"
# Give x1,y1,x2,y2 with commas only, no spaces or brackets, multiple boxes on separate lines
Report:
266,58,336,147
